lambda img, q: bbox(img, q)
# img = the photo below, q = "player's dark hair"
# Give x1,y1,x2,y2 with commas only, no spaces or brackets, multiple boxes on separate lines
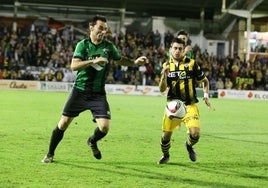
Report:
177,29,189,37
187,39,192,45
90,15,107,27
177,30,192,45
170,37,185,47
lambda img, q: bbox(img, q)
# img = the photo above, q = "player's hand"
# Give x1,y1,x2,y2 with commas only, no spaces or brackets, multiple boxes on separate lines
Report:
134,56,149,65
161,65,170,75
184,45,192,53
94,57,108,64
203,97,215,111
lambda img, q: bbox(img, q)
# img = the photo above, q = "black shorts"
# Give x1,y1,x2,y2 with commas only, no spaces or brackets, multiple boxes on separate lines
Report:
62,87,111,121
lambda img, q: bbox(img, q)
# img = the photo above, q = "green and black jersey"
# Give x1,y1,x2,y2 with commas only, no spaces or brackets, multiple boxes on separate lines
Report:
186,50,194,59
163,57,205,105
73,38,121,93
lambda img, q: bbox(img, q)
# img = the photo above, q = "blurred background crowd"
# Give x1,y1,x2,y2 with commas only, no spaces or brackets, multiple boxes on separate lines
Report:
0,25,267,91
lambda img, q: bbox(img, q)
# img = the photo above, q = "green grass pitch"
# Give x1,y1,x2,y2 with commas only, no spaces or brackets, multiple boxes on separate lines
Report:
0,90,267,187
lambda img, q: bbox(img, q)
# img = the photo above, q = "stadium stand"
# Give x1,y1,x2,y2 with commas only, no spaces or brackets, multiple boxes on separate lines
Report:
0,24,267,90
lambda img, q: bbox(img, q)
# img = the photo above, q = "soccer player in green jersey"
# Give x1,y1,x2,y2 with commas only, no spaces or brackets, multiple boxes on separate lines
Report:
42,15,148,163
158,38,213,164
177,30,194,60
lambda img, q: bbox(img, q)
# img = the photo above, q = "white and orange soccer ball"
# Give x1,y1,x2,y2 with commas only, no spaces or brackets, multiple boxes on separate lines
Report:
165,100,187,119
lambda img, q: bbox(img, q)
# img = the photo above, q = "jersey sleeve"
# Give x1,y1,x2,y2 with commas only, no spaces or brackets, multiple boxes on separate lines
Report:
194,61,205,81
162,62,168,69
109,43,121,60
73,40,86,60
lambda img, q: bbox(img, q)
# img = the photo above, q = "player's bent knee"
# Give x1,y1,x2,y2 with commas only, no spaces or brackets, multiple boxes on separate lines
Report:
96,118,110,133
58,116,73,130
162,132,172,141
99,125,109,133
190,133,200,140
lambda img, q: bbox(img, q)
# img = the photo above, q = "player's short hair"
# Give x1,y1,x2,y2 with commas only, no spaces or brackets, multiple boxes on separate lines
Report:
89,15,107,27
177,30,189,37
170,37,185,47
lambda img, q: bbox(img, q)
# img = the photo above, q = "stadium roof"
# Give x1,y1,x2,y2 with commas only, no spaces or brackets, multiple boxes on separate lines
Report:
1,0,268,20
0,0,267,36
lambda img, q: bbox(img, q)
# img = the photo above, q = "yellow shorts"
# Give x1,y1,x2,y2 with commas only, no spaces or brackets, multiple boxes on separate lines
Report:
162,103,200,132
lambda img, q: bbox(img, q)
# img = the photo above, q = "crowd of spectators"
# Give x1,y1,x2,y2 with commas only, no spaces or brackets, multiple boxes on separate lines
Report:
0,24,268,91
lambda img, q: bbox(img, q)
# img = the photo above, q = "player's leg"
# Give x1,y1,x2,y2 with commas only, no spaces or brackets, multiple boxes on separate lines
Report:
42,88,82,163
87,94,111,160
187,127,200,146
87,118,110,159
158,113,180,164
185,127,200,162
158,131,172,164
42,116,74,163
184,104,200,162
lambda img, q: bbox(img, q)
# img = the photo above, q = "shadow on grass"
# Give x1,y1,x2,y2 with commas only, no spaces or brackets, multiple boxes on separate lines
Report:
54,160,259,188
202,133,268,145
190,161,268,181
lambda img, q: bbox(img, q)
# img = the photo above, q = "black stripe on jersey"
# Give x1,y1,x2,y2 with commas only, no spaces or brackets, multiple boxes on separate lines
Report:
184,65,190,103
175,63,181,100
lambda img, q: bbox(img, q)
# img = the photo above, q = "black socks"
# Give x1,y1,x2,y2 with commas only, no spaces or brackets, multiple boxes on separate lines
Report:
48,126,65,156
89,127,107,143
47,126,107,156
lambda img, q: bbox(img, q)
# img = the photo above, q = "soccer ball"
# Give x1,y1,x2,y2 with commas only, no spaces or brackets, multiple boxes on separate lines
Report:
165,100,187,119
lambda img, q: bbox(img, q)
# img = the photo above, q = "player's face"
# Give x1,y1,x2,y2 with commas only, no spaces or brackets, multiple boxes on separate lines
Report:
170,42,184,60
90,20,108,43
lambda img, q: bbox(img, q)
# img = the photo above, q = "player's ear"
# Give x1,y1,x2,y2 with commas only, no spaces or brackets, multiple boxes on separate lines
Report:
89,25,93,32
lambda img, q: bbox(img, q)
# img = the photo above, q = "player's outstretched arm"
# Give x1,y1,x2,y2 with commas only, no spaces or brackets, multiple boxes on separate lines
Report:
202,77,215,111
134,56,149,65
115,56,148,66
159,65,169,92
203,96,215,111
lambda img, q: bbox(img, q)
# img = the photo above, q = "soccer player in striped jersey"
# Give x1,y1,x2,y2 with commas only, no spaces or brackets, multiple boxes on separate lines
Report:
42,15,148,163
158,37,213,164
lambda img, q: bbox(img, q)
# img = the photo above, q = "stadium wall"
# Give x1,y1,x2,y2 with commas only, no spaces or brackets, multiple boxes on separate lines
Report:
0,80,166,96
2,80,267,100
0,80,203,97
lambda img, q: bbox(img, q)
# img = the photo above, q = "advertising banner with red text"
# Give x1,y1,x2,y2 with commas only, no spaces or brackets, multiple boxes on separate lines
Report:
218,89,268,100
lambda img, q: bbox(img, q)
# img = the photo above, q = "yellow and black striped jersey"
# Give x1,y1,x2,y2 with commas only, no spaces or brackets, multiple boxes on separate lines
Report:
163,56,205,105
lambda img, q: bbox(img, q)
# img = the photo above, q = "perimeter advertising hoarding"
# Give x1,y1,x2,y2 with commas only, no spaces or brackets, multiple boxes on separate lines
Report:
0,80,38,90
218,89,268,100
